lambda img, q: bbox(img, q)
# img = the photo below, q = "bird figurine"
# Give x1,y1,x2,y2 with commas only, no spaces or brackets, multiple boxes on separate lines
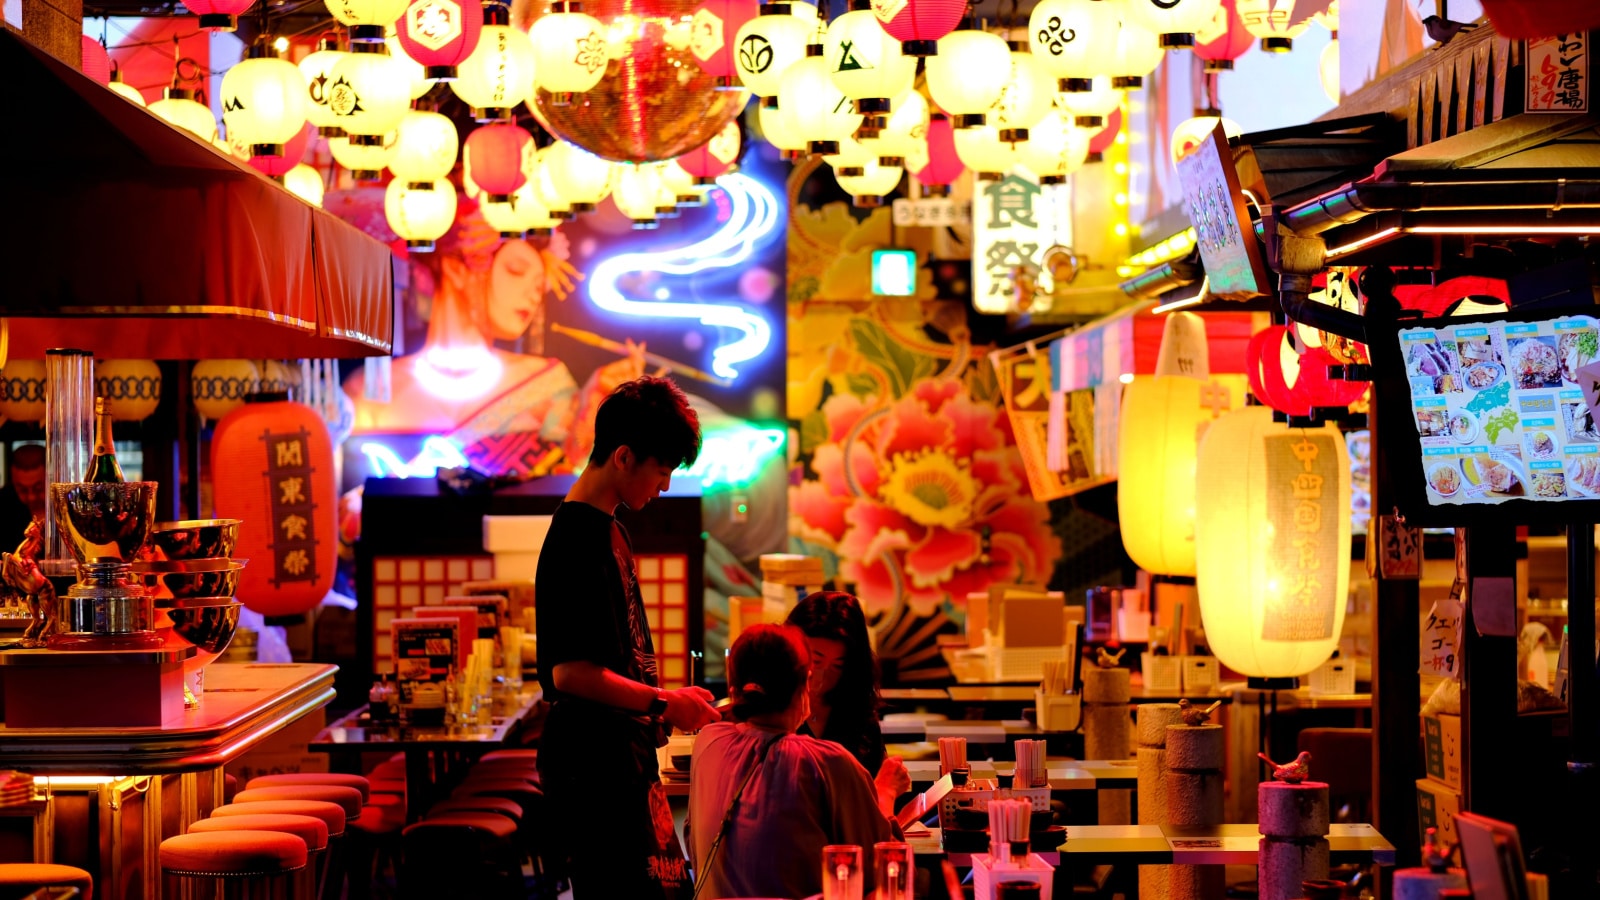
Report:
1422,15,1477,46
1095,646,1126,669
1257,750,1313,784
1178,698,1223,727
1422,826,1454,873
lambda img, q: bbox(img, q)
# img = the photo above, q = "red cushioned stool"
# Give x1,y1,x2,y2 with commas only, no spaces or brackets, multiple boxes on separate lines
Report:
160,831,307,900
398,814,521,899
478,749,538,763
426,796,522,824
0,863,93,900
191,814,327,899
211,800,349,900
452,778,549,881
246,773,372,802
223,773,240,803
232,786,363,822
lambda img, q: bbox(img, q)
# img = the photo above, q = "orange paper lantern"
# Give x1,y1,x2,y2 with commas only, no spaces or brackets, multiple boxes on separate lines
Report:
212,399,336,618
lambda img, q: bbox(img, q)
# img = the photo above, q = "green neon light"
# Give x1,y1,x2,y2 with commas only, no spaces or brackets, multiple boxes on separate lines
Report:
677,426,787,488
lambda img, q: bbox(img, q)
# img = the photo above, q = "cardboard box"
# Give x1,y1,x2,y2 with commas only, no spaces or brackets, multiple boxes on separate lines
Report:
1416,777,1460,848
1423,713,1462,790
482,515,552,553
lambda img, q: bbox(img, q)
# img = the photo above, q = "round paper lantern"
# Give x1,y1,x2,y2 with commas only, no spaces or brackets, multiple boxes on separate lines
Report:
283,164,325,206
543,139,615,209
183,0,254,31
779,52,861,155
192,359,261,421
385,178,458,251
658,159,707,205
1195,406,1350,683
834,157,902,207
0,359,48,423
1017,109,1089,182
925,25,1011,127
1320,36,1339,103
531,146,577,219
150,88,217,141
873,0,967,56
915,113,964,196
385,28,434,99
675,119,740,183
212,398,336,619
329,130,398,179
1248,325,1308,415
989,47,1055,142
530,1,609,102
690,0,760,88
611,163,667,227
860,89,926,165
756,96,806,155
1194,0,1253,70
327,44,411,144
1121,0,1222,48
452,7,537,121
1236,0,1307,52
389,109,460,184
1087,106,1122,155
248,122,313,177
80,36,110,83
824,0,916,113
1028,0,1121,85
396,0,482,80
108,70,146,106
221,49,309,159
323,0,409,41
464,123,533,202
1118,375,1212,577
1171,115,1241,167
953,124,1017,178
298,36,348,136
733,1,814,97
532,0,751,162
1111,18,1165,88
1057,74,1120,128
483,182,562,236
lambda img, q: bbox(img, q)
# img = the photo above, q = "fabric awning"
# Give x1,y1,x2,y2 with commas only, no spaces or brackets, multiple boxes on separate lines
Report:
0,30,393,360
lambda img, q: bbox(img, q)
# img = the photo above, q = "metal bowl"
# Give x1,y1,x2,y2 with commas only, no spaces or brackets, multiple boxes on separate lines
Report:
50,482,158,564
141,561,245,599
150,519,241,560
160,598,243,659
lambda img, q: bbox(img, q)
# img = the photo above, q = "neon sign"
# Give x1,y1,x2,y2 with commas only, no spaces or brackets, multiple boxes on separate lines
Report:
587,172,779,380
360,435,471,478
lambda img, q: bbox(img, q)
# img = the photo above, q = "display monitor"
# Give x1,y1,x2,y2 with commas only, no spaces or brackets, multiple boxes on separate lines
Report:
1375,305,1600,527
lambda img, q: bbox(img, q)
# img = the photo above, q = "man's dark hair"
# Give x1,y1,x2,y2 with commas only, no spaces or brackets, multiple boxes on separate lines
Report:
589,375,702,469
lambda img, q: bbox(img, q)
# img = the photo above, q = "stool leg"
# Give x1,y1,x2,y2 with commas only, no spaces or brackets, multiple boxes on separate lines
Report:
319,833,344,900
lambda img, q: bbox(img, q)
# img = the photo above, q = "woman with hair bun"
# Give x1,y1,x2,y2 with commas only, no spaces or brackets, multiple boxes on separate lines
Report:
690,624,900,899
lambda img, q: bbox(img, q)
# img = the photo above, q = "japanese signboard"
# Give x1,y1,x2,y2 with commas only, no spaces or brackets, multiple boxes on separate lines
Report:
972,172,1071,314
891,197,972,228
392,616,460,689
263,427,321,589
1261,431,1342,642
1526,32,1589,114
1173,121,1271,300
996,347,1110,501
1420,590,1462,679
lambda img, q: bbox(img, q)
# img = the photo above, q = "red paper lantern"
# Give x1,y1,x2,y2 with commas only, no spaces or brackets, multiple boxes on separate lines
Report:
464,123,533,202
915,113,964,196
1248,325,1303,414
397,0,483,81
873,0,968,56
1408,275,1512,317
1251,326,1367,415
212,399,336,618
1088,107,1122,155
181,0,255,31
674,119,741,183
1293,346,1369,409
1195,0,1253,71
1480,0,1600,40
249,122,315,178
80,36,110,84
690,0,759,88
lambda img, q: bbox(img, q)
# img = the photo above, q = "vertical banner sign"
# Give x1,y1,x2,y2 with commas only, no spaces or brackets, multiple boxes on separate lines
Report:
1173,121,1271,300
1526,33,1589,113
998,349,1096,501
1262,431,1341,641
972,174,1071,314
264,428,321,589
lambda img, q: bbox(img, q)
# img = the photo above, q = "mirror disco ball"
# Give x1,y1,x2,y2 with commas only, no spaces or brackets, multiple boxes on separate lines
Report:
529,0,750,163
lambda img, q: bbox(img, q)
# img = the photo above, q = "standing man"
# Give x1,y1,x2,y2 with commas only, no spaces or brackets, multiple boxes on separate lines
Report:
536,376,720,897
0,445,46,552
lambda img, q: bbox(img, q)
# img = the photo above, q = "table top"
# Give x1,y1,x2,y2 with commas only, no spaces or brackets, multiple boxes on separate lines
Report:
942,686,1235,704
907,827,1060,866
882,719,1041,741
1061,823,1395,865
0,663,337,774
1224,685,1372,710
904,759,1138,791
310,687,542,752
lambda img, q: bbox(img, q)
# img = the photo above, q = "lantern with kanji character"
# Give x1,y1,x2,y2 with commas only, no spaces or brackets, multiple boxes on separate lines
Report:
451,5,537,121
299,35,348,136
327,43,411,147
990,45,1055,143
396,0,482,80
212,398,337,619
825,0,917,114
1195,405,1349,684
690,0,760,88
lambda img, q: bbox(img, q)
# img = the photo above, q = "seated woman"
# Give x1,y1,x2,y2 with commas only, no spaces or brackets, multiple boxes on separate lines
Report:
786,592,911,815
690,624,900,899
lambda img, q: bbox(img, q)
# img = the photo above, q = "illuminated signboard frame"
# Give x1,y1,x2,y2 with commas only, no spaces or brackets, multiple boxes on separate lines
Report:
1173,121,1271,301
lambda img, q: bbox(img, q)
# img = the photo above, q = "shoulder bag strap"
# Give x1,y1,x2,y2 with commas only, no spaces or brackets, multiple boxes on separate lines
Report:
690,734,778,900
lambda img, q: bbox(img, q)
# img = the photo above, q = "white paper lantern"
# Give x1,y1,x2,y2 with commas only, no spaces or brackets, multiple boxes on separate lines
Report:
327,45,412,143
386,28,434,99
832,156,902,207
1028,0,1121,83
544,140,614,211
860,89,927,166
324,0,409,40
220,51,309,158
451,10,537,121
925,26,1011,128
108,70,146,106
1110,18,1165,88
1016,110,1089,182
757,97,806,155
659,159,708,206
1121,0,1222,48
389,109,460,183
385,178,458,251
778,52,861,155
191,359,260,421
1236,0,1308,52
531,1,609,103
953,124,1017,178
733,1,815,97
989,48,1055,143
283,164,325,206
1056,73,1120,128
150,88,217,142
531,145,577,219
611,163,667,228
330,130,399,179
298,36,347,136
823,1,916,113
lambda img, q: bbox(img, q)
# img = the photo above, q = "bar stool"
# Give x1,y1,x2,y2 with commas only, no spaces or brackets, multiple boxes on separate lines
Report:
232,785,363,822
453,778,547,879
210,800,347,900
0,863,93,900
189,814,327,899
478,749,538,763
245,773,372,802
224,773,240,803
398,813,521,899
159,831,307,900
426,796,522,825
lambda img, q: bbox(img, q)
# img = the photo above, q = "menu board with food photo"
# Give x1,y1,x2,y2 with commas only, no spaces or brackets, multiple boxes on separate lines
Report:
1399,316,1600,506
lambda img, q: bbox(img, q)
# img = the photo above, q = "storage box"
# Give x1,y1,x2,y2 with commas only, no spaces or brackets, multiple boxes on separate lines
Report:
1416,777,1460,847
1308,656,1357,695
1423,713,1462,790
1181,655,1218,694
1034,690,1083,732
972,851,1055,900
481,515,553,553
1141,652,1181,693
0,648,188,728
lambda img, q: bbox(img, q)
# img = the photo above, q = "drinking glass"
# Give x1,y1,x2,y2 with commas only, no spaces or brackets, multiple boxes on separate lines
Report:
873,842,912,900
821,845,863,900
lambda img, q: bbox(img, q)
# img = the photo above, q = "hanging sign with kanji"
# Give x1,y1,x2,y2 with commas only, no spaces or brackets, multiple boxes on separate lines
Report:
1527,32,1589,113
1173,121,1271,300
1261,431,1343,641
972,171,1071,314
264,427,321,588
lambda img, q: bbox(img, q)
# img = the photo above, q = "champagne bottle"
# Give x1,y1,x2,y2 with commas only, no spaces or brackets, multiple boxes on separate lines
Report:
83,397,125,483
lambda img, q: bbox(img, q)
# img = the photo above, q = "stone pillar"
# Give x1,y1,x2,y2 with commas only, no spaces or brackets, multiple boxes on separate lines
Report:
19,0,83,69
1136,703,1184,900
1166,723,1226,900
1257,780,1331,900
1082,666,1132,824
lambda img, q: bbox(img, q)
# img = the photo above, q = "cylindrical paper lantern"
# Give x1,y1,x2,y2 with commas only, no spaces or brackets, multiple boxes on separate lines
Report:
1195,406,1350,682
389,109,460,184
284,164,325,206
732,2,814,97
95,360,162,421
824,0,917,113
183,0,255,31
1117,375,1212,577
396,0,483,80
0,359,48,423
1028,0,1121,83
330,131,399,179
778,52,860,155
464,123,533,202
530,1,610,102
212,399,336,618
544,139,615,209
674,120,740,184
914,113,964,196
221,50,310,159
1121,0,1222,48
690,0,760,88
873,0,967,56
1236,0,1308,52
80,36,110,83
327,44,412,144
385,178,459,251
925,25,1010,128
1195,0,1255,70
299,35,349,136
192,359,261,421
450,7,537,121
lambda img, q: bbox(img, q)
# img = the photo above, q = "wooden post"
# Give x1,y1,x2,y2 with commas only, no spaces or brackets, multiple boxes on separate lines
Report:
1566,522,1597,890
1460,522,1518,821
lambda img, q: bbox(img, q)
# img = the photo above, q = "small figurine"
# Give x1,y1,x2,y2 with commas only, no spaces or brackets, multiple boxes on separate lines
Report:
1095,646,1126,668
1422,826,1454,873
1,520,58,649
1256,750,1313,784
1179,698,1223,726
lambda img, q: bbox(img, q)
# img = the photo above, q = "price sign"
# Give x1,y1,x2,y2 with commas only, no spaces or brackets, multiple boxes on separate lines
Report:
892,197,972,227
1421,591,1462,678
1527,32,1589,114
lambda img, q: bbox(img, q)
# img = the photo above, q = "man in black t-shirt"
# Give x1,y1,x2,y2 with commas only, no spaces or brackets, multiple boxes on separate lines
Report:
536,376,720,898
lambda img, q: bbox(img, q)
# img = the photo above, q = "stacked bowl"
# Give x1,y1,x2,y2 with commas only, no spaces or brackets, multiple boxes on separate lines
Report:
137,519,246,707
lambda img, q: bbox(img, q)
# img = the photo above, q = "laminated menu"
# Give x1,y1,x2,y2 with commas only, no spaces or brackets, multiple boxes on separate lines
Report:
392,616,460,702
1398,315,1600,505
